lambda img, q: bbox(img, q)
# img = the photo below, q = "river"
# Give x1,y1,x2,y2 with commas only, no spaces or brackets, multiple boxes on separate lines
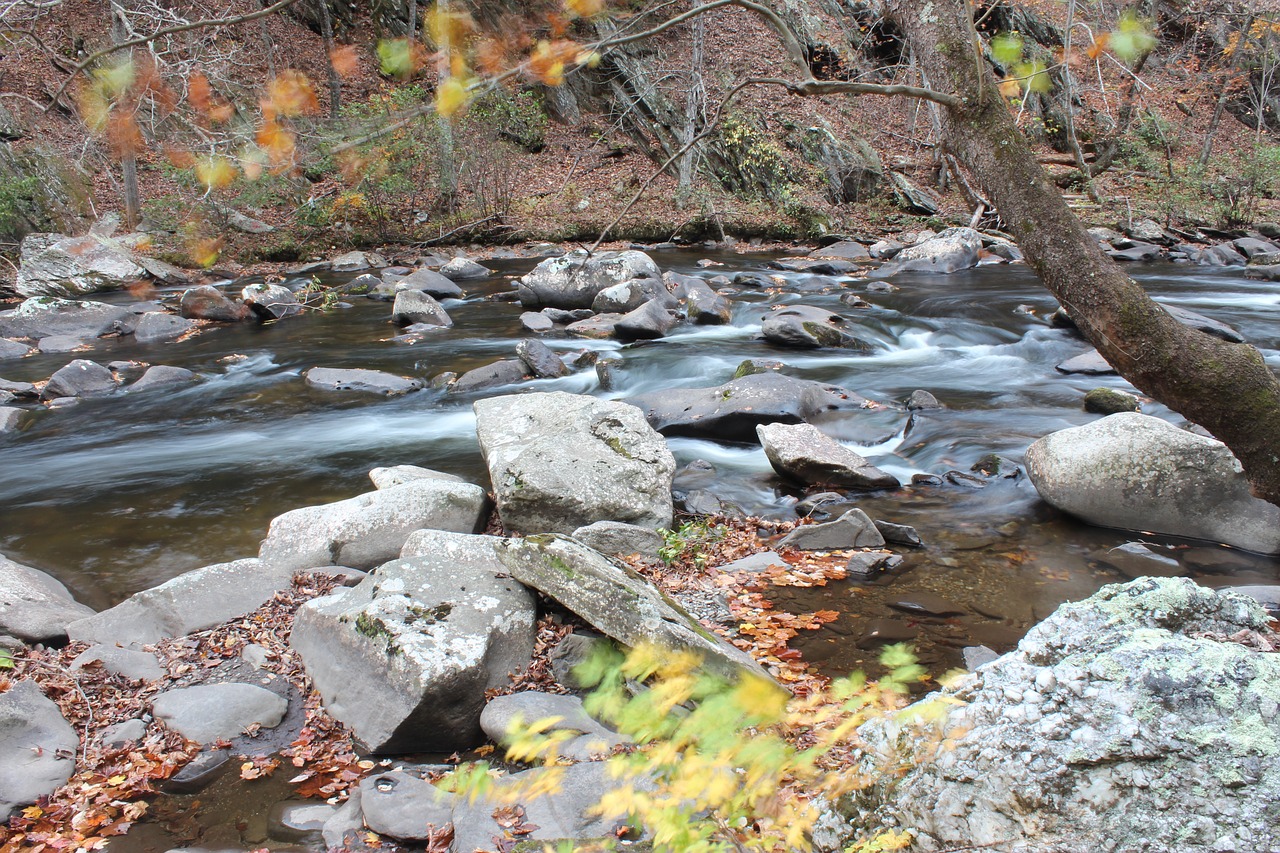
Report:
1,251,1277,675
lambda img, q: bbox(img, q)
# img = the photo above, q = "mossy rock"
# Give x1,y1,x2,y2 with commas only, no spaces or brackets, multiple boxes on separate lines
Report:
1084,387,1140,415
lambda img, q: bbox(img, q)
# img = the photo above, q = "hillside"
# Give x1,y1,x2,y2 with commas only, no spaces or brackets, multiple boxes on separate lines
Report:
0,0,1277,285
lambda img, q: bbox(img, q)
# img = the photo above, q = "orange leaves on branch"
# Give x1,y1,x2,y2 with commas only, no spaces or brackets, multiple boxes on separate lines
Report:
435,78,469,117
188,72,234,124
376,38,430,80
427,4,475,50
330,44,362,79
106,113,143,158
195,155,238,191
565,0,605,18
188,236,225,268
256,119,297,171
528,39,579,86
264,70,319,119
1084,33,1110,61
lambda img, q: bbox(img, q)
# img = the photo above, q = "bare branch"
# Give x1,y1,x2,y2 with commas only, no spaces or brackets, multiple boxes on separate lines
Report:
753,76,962,108
45,0,301,111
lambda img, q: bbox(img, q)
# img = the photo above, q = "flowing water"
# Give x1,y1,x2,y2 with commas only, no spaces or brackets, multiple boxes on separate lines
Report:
2,252,1278,674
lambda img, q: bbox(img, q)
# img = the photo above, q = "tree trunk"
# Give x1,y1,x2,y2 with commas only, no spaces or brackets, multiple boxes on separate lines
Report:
318,0,341,117
676,14,706,201
885,0,1280,506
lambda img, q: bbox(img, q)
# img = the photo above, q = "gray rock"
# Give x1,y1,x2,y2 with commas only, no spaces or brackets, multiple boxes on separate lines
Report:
291,533,537,753
0,553,95,644
1094,542,1187,579
0,339,33,359
679,279,732,325
767,258,857,275
550,632,612,689
520,311,555,333
240,283,301,320
1245,263,1280,282
565,313,623,339
475,392,675,534
874,520,923,547
0,407,24,434
1109,242,1162,262
128,365,198,392
1056,349,1116,375
718,550,788,573
450,359,527,393
358,771,457,841
0,681,78,820
518,249,662,309
1160,304,1245,343
0,297,132,340
906,389,942,410
71,644,165,681
591,278,663,314
37,335,87,354
215,204,274,234
869,239,904,259
761,305,873,350
330,250,385,272
439,256,490,281
500,534,768,681
845,551,900,579
67,558,289,647
1230,584,1280,617
777,509,885,550
390,267,464,299
870,227,982,276
570,521,664,558
811,240,870,261
962,645,1000,669
368,465,464,489
133,312,195,344
1196,243,1247,266
180,285,249,322
390,289,452,327
152,683,287,744
321,785,365,849
43,359,117,400
854,579,1280,853
1232,236,1279,258
1026,413,1280,554
757,422,899,490
480,692,628,760
516,338,568,378
15,232,148,297
304,367,422,395
625,373,870,443
1125,218,1170,244
259,479,489,573
102,718,148,748
615,298,680,340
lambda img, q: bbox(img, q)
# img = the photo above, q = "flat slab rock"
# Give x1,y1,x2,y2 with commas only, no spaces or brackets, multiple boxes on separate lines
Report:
498,534,769,682
304,367,422,395
0,553,95,644
0,681,79,820
152,682,287,744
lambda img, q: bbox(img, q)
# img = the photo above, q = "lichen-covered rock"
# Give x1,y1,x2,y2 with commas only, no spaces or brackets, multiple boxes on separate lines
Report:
474,392,674,534
1083,387,1139,414
259,480,489,572
240,283,301,320
1026,413,1280,554
0,297,132,340
517,249,661,309
498,534,767,682
760,305,873,350
869,227,982,276
851,578,1280,853
290,532,537,753
15,232,147,297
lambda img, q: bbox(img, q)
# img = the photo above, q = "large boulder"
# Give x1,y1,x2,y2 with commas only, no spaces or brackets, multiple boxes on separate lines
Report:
854,578,1280,853
391,290,452,327
240,283,302,320
517,249,662,309
290,532,537,753
132,312,195,344
1,681,78,820
259,479,489,572
15,232,147,297
385,268,463,299
66,558,292,647
625,373,870,442
756,423,899,489
1026,413,1280,554
474,392,675,534
760,305,873,350
870,227,983,276
180,285,250,322
498,534,768,681
41,358,116,399
0,553,95,644
0,297,132,340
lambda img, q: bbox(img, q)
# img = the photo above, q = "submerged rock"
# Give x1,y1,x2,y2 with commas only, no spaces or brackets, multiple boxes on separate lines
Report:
1026,413,1280,554
853,578,1280,853
474,392,674,535
304,367,422,396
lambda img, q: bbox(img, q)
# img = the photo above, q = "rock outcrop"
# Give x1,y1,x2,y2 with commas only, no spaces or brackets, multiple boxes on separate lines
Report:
517,249,662,309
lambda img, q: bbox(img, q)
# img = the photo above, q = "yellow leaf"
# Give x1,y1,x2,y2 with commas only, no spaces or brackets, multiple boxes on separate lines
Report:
194,155,237,191
21,805,43,819
107,774,127,786
565,0,604,17
435,77,468,117
93,60,135,98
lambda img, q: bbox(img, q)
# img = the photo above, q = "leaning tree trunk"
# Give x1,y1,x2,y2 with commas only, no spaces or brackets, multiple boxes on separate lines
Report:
885,0,1280,506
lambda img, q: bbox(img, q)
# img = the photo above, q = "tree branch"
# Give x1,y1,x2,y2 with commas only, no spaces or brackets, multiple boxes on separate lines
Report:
45,0,301,111
753,76,961,108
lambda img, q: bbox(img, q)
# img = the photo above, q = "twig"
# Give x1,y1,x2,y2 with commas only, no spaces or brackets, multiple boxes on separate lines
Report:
413,213,500,247
45,0,301,111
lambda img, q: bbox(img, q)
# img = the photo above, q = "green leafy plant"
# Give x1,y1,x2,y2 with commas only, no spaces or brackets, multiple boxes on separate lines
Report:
658,519,727,569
